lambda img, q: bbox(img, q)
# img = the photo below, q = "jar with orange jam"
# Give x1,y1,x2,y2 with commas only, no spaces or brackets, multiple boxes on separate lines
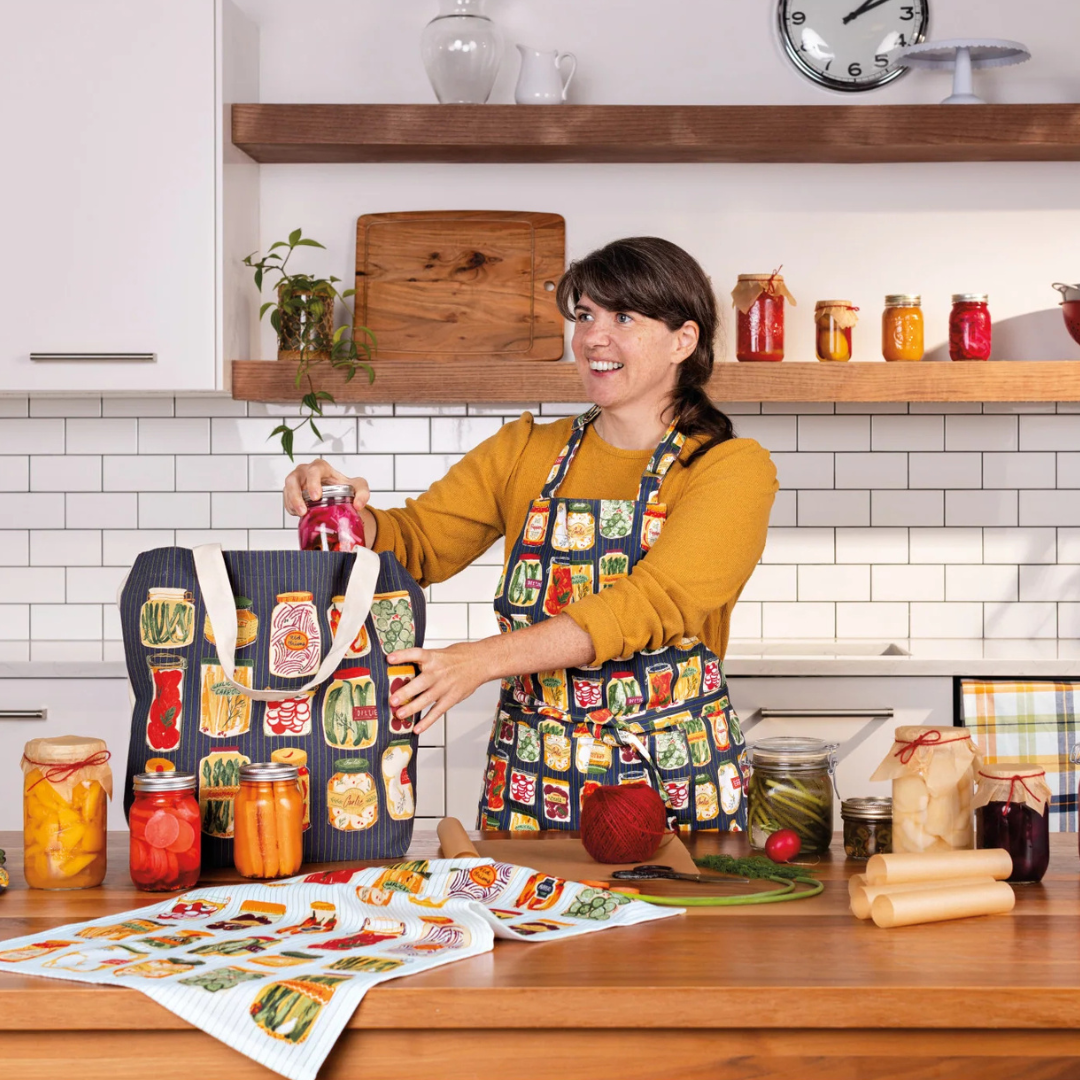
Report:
22,735,112,890
882,294,924,361
233,762,304,880
731,272,797,362
814,300,858,362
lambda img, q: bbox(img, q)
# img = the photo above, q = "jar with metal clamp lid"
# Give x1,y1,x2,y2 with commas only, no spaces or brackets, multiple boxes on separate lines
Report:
841,797,892,859
747,736,838,855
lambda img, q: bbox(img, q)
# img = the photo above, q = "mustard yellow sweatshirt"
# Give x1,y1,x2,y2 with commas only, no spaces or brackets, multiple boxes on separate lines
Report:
370,413,777,665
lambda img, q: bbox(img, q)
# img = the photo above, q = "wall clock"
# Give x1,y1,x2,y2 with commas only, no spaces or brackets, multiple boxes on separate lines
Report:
778,0,929,92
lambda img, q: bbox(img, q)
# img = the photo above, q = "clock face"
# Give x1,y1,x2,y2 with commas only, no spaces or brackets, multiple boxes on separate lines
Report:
778,0,929,91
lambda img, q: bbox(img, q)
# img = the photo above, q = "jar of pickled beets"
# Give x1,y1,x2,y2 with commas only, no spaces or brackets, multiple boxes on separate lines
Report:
299,484,365,552
949,293,992,361
130,771,201,891
974,763,1050,884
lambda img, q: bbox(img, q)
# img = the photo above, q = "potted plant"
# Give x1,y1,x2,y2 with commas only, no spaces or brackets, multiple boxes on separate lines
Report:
244,229,375,459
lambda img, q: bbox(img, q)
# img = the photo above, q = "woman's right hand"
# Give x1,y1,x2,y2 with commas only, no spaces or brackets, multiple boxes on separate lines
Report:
282,458,372,519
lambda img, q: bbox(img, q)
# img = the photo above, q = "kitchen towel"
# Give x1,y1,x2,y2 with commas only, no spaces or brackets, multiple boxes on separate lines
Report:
0,858,680,1080
959,679,1079,831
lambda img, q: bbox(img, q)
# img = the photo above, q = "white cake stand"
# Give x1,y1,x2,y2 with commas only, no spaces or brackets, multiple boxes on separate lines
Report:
892,38,1031,104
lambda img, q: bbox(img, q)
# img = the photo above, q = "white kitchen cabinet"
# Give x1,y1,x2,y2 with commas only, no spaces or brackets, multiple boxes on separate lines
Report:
0,0,259,393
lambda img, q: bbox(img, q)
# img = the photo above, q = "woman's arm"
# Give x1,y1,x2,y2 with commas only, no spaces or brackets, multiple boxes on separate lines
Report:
387,613,595,734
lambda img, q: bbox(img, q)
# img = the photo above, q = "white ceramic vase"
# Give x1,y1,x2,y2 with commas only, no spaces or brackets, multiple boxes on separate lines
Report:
421,0,503,105
514,44,576,104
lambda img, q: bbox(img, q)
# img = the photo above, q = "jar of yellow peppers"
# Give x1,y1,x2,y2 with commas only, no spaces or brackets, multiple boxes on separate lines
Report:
22,736,112,889
882,294,924,361
814,300,858,362
233,761,304,880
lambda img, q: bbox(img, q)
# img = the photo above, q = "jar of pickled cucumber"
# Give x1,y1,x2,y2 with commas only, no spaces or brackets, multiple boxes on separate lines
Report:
747,736,838,855
21,736,113,890
841,797,892,860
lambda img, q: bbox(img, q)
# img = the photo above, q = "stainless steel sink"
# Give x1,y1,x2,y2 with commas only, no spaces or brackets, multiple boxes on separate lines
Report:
725,641,911,658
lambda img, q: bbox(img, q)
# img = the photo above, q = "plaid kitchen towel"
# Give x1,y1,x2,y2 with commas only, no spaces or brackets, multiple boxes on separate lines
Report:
959,679,1079,832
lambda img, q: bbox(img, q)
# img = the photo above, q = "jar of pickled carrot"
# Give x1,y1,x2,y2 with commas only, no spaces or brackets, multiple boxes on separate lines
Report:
233,762,304,880
21,736,112,890
731,272,796,362
950,294,992,361
882,295,924,361
129,772,201,892
814,300,858,362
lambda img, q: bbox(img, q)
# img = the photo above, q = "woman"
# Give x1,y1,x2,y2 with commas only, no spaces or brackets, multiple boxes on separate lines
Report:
284,237,777,832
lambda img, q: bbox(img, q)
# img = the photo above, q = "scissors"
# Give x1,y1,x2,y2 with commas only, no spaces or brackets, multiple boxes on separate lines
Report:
610,864,749,884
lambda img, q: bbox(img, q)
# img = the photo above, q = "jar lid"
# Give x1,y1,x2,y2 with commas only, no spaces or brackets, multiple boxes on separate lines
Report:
333,757,371,773
239,762,299,782
748,736,838,767
977,761,1045,780
737,273,785,282
23,735,109,764
884,294,921,306
304,484,354,504
271,748,308,768
952,293,988,304
815,299,855,308
841,796,893,820
133,771,196,793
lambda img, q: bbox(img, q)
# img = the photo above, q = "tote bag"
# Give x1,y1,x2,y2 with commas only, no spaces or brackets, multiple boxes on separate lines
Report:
119,544,426,866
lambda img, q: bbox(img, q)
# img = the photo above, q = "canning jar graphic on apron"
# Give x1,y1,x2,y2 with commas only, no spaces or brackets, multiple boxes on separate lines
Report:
140,588,195,648
478,404,747,833
322,666,378,749
327,758,378,832
269,592,321,678
382,741,415,821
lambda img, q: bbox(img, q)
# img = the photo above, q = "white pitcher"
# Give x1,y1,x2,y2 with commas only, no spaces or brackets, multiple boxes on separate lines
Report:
515,44,576,104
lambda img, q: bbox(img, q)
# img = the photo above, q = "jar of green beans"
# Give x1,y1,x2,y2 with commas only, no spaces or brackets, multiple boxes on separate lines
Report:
747,737,838,855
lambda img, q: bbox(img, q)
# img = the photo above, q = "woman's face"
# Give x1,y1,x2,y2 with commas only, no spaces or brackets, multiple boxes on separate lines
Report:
570,294,698,414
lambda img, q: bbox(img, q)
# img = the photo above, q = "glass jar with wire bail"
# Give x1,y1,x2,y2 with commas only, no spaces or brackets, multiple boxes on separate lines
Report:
748,737,838,855
841,797,893,860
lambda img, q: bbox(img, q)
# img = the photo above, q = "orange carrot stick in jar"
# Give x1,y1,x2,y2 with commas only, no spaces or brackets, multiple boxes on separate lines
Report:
238,797,262,878
273,781,301,876
256,782,280,879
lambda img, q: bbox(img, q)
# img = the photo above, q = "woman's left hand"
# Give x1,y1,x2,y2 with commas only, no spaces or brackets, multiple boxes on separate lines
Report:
386,642,494,734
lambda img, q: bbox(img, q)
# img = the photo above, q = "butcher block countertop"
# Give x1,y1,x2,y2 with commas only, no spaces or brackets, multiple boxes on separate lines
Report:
1,830,1079,1080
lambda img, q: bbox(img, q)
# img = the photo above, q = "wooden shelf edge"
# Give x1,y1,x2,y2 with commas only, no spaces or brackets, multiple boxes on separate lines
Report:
231,360,1080,404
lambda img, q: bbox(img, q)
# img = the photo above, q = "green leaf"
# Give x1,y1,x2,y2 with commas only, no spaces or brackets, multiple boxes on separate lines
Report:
269,241,290,251
281,427,295,460
294,238,326,249
309,419,323,442
365,365,376,384
315,390,334,401
259,301,276,320
345,367,357,383
288,227,302,246
341,288,356,298
270,309,281,334
332,325,347,343
269,424,290,438
254,268,264,291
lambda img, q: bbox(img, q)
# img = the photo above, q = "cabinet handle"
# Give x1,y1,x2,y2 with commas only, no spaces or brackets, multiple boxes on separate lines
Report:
0,708,48,720
757,708,895,719
30,352,156,363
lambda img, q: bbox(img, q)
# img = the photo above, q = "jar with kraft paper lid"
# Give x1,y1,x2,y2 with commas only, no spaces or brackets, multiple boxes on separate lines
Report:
731,273,797,362
974,763,1050,883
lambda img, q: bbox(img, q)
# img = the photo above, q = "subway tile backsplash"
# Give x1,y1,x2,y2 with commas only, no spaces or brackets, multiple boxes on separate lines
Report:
1,396,1080,660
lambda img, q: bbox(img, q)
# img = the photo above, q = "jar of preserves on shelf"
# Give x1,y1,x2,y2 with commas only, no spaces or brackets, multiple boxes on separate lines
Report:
882,294,924,361
731,272,796,362
814,300,858,362
974,763,1050,883
130,771,201,892
299,484,365,552
233,762,304,880
21,736,112,890
949,294,992,361
747,736,838,855
870,726,980,854
841,797,892,860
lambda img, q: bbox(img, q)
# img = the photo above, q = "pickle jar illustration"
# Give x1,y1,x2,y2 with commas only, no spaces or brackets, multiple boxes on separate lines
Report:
327,595,370,658
717,762,743,815
566,500,596,551
606,671,643,717
598,551,629,591
322,666,378,749
203,595,258,649
570,563,594,602
140,588,195,648
250,975,350,1044
199,657,253,738
702,701,731,750
507,558,543,607
516,723,541,763
641,505,666,551
543,733,571,772
599,499,634,540
198,747,250,838
683,716,712,766
695,775,720,822
146,653,187,752
537,669,569,712
326,758,378,831
543,558,573,616
269,592,321,678
551,502,570,551
675,656,702,703
370,591,416,654
523,499,551,546
381,741,415,821
646,663,674,709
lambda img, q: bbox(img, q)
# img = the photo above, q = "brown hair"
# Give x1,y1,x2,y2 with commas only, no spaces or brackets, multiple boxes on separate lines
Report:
555,236,733,464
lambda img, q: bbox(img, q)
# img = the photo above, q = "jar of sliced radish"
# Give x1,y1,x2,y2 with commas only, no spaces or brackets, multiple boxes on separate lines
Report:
130,772,201,891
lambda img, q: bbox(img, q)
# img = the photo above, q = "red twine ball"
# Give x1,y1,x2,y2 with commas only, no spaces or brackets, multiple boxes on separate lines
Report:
580,784,668,864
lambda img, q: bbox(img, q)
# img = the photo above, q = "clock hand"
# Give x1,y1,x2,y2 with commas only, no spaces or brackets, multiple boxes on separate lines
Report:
842,0,893,24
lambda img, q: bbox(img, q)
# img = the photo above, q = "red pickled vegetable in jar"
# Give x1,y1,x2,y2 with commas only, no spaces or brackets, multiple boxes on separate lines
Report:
949,294,992,361
129,771,201,891
732,272,795,362
299,483,365,552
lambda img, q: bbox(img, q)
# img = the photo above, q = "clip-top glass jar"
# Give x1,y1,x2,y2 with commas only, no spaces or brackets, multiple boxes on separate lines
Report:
130,772,201,892
747,736,838,855
299,484,365,552
882,294,924,361
732,273,796,362
21,736,112,890
233,762,304,880
814,300,858,362
841,797,892,860
949,294,992,361
974,762,1050,883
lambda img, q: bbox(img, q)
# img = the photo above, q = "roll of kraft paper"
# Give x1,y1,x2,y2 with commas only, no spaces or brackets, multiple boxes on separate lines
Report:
865,848,1012,885
871,881,1015,928
437,816,480,859
850,877,994,921
847,873,868,899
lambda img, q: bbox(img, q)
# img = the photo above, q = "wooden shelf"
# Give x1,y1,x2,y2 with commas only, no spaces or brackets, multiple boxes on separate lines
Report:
231,103,1080,164
231,360,1080,404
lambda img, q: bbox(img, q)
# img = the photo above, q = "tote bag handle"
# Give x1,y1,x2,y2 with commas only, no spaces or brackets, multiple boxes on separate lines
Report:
192,543,381,702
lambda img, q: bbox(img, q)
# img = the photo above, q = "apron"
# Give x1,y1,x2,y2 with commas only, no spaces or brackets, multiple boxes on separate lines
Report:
477,405,748,832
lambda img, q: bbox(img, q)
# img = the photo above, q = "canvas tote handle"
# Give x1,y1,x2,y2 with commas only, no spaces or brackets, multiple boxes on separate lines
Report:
193,543,381,702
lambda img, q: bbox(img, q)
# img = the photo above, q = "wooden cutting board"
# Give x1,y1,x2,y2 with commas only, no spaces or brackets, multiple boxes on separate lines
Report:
353,210,565,361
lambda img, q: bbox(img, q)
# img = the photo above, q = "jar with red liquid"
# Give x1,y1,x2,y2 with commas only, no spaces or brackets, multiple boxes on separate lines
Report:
974,763,1050,884
732,273,796,362
949,293,992,361
129,771,201,891
299,484,365,552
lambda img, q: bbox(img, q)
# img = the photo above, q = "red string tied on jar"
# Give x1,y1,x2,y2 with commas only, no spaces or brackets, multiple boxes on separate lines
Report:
893,730,971,766
21,751,112,791
580,784,670,864
977,769,1039,808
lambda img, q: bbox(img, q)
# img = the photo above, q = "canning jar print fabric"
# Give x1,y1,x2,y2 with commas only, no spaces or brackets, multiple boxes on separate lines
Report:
120,547,426,866
479,405,748,833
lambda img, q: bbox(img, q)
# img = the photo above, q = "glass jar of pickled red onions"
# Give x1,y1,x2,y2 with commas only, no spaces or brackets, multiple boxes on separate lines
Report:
233,762,304,880
949,294,992,361
299,484,365,552
130,772,201,892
